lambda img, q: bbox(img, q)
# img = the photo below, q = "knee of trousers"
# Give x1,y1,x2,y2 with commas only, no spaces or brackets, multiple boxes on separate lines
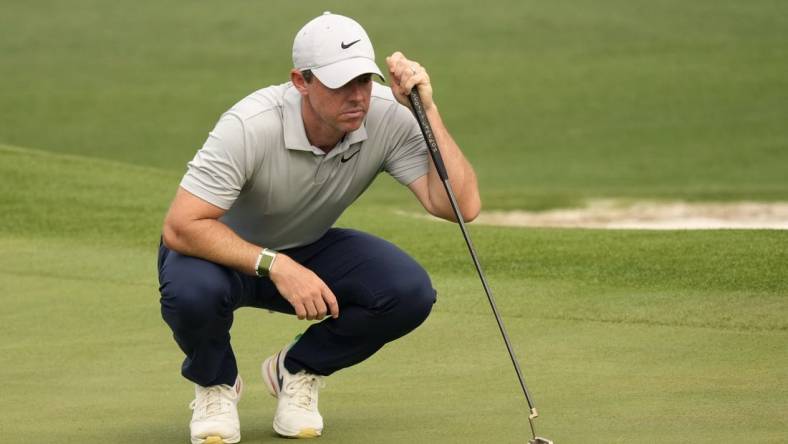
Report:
159,264,237,331
376,267,436,335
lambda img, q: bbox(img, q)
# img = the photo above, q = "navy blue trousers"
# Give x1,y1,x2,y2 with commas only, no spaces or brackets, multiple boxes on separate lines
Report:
158,228,436,387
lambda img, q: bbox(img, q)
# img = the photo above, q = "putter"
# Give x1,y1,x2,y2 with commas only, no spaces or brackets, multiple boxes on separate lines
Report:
408,89,553,444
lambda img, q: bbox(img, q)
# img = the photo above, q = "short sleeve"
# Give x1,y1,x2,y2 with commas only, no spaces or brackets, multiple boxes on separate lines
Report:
383,104,429,186
180,114,249,210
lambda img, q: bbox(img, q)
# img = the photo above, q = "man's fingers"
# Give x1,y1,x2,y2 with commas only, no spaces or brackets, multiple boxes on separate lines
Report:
388,63,404,87
314,298,328,321
323,287,340,319
294,303,307,320
403,73,426,96
386,51,405,71
386,53,430,104
387,53,417,88
304,300,319,321
408,62,422,76
272,256,338,321
327,299,340,319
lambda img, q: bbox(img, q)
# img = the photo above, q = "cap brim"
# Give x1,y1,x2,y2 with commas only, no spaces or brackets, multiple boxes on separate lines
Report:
312,57,384,89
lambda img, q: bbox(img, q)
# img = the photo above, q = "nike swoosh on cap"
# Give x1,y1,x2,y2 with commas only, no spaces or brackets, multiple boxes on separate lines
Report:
341,39,361,49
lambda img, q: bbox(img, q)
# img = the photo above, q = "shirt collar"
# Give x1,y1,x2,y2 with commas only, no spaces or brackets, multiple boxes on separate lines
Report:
282,83,368,158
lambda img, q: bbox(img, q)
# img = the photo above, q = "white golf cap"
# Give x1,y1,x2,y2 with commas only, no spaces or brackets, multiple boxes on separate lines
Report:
292,12,383,89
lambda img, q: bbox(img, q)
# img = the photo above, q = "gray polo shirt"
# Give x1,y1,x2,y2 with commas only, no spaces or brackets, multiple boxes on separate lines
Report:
180,82,428,250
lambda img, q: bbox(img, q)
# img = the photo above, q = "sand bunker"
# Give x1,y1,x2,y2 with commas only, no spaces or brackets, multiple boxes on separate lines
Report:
405,200,788,230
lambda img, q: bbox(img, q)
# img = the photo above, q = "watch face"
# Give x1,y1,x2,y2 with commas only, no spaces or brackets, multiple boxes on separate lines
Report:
257,250,277,276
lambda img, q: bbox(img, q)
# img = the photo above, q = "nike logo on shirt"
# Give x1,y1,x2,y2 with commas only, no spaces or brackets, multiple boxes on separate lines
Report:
341,150,360,163
341,39,361,49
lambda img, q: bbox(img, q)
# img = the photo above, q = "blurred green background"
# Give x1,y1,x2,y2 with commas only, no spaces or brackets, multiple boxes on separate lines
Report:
3,0,787,205
1,1,786,443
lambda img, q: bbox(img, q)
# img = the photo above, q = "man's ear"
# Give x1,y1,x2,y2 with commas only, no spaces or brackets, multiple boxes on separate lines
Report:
291,69,308,96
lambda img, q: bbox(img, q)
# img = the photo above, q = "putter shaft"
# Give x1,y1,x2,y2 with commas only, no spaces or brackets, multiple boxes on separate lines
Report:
408,89,545,441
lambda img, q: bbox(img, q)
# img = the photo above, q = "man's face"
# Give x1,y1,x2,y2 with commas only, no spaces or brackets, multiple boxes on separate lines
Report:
301,73,373,134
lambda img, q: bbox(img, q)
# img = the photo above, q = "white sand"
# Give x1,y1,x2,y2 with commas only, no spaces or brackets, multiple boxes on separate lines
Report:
401,200,788,230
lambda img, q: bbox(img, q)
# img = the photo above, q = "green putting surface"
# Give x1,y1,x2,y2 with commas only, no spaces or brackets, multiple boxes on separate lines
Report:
1,146,786,443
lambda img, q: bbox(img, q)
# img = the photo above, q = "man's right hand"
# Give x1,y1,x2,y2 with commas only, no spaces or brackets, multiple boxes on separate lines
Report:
268,253,339,321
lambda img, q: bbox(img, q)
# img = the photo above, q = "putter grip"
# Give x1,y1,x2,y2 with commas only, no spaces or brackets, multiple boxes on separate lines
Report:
408,90,449,181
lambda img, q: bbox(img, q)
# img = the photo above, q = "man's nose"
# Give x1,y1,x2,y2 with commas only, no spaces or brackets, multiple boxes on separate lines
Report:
346,80,365,101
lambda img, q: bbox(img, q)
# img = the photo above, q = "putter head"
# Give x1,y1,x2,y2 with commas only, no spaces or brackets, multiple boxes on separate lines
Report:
529,438,554,444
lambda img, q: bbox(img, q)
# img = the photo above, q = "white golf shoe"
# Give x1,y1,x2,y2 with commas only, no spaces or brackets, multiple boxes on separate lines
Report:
262,345,324,438
189,375,243,444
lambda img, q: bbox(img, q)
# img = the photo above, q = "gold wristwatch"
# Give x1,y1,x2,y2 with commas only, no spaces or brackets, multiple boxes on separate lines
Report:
255,248,278,277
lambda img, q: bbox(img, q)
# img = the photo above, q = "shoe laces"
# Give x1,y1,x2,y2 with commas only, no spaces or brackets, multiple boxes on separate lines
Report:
190,384,236,417
284,372,324,411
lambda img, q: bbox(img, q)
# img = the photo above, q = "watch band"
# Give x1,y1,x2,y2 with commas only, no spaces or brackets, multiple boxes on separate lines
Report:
255,248,278,277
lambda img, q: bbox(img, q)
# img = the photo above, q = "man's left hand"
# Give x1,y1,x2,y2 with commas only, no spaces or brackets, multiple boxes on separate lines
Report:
386,51,434,111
